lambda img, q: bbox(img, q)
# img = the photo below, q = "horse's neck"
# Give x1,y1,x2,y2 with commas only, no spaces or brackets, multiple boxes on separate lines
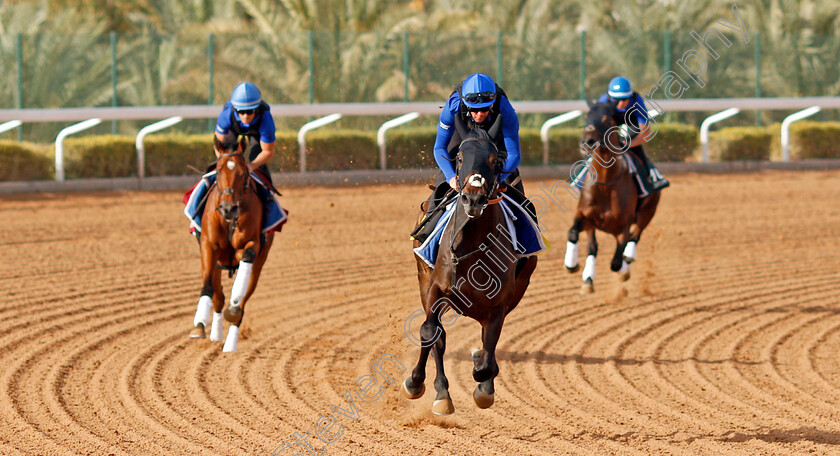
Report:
591,151,625,183
450,205,504,252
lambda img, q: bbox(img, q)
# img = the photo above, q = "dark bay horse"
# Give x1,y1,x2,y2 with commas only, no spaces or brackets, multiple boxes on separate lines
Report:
564,101,660,293
403,125,538,415
189,135,274,352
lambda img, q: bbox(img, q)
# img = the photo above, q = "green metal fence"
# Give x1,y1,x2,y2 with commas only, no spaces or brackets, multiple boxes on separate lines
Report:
1,29,838,142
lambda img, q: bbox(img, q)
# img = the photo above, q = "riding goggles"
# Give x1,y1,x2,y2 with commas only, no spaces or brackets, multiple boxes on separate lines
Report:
463,91,496,105
236,108,256,115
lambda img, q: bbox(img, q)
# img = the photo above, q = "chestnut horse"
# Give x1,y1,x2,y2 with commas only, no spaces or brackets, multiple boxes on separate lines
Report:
402,125,537,415
564,101,660,293
189,135,274,352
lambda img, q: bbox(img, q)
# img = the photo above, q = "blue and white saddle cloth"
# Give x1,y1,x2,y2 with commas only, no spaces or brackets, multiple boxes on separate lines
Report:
413,193,548,268
183,170,288,233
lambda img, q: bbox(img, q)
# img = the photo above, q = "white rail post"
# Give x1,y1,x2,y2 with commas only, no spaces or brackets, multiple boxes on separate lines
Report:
0,120,22,135
377,112,420,170
539,110,582,165
781,106,820,162
700,108,740,163
298,113,342,173
54,118,102,182
135,116,183,180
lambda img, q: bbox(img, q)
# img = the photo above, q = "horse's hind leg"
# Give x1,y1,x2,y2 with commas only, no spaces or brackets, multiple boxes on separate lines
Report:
581,227,597,294
472,314,504,409
625,191,660,263
209,266,225,342
612,229,631,281
191,240,219,339
565,216,583,272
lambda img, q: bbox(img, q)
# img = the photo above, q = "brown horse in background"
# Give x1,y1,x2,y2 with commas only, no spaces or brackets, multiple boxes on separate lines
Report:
402,125,537,415
189,135,274,352
564,101,660,293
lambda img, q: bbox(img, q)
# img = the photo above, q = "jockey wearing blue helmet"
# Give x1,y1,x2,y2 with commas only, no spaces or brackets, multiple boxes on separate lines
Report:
429,73,534,218
215,82,277,186
598,76,669,193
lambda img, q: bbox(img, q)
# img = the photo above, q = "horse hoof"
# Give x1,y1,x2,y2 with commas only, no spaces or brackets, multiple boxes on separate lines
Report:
432,398,455,416
621,271,631,282
401,378,425,400
623,255,635,264
566,264,580,273
473,386,495,409
581,279,594,294
189,324,206,339
223,305,242,325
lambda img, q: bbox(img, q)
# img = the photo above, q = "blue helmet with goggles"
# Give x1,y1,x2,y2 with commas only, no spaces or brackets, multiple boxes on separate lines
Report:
607,76,633,99
460,73,497,109
231,82,262,111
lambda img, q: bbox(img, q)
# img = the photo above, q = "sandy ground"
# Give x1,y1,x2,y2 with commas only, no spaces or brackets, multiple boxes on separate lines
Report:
1,170,840,456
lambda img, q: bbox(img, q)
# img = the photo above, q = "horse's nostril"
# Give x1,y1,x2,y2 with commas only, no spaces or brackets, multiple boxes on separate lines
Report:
586,139,596,147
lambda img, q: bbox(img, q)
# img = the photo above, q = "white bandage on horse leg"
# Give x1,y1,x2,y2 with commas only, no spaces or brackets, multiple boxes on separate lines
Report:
230,261,253,306
223,325,239,352
194,295,212,328
582,255,597,281
565,242,579,269
618,260,630,275
210,312,224,342
623,241,637,261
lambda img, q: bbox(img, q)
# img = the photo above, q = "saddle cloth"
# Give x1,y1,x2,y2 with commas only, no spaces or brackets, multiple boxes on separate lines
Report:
571,154,651,197
183,170,288,234
413,193,548,269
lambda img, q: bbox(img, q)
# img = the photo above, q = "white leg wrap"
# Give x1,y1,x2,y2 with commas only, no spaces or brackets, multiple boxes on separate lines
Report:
582,255,597,282
223,325,239,352
565,242,579,269
193,295,212,328
623,241,637,261
210,312,224,342
618,260,630,275
230,261,253,306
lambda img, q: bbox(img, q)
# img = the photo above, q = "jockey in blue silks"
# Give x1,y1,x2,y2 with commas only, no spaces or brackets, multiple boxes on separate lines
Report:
597,76,669,194
215,81,277,187
430,73,533,215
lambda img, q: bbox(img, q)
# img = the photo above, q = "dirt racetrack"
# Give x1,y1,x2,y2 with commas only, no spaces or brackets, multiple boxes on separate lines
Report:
2,170,840,456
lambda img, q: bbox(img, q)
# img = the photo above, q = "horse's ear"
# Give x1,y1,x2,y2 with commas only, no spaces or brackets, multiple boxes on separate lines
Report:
213,135,222,155
238,135,247,154
585,98,595,109
487,113,502,140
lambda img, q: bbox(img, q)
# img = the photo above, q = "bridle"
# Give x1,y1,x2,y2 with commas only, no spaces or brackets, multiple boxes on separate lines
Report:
448,137,504,272
579,118,628,187
215,152,251,242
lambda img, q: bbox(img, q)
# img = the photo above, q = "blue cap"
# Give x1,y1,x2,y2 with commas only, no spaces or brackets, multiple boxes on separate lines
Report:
607,76,633,99
231,82,261,111
461,73,497,109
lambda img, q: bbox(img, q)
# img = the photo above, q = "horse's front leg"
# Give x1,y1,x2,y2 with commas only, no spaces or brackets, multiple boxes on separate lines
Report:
581,227,598,294
191,237,219,339
401,294,446,407
223,240,260,352
611,229,631,281
472,313,504,409
564,216,583,272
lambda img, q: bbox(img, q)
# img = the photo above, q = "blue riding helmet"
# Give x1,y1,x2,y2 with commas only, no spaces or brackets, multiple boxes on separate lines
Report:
607,76,633,99
231,82,262,111
461,73,497,109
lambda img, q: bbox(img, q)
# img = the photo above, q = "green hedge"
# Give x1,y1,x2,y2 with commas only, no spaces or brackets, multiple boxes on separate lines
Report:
7,120,840,181
0,141,52,181
787,121,840,160
707,126,772,161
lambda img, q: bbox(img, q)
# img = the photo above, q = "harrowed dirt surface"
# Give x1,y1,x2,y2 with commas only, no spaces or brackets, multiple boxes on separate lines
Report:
1,170,840,456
